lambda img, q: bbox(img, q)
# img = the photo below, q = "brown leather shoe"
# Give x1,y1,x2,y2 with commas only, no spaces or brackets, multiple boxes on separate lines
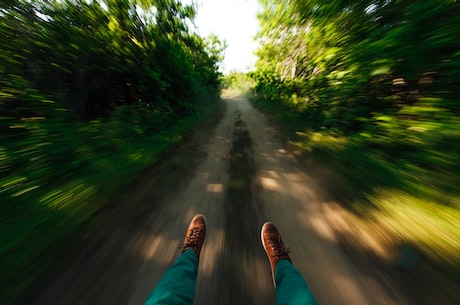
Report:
181,214,207,261
261,222,292,285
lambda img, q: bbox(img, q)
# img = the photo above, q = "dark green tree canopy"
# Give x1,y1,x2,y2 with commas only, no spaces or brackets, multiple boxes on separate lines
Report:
1,0,225,120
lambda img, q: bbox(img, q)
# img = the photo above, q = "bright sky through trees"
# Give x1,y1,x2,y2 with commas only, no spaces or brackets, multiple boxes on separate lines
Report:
190,0,259,74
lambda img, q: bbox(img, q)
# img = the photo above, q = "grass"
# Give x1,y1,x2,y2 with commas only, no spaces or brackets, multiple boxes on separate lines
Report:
365,190,460,267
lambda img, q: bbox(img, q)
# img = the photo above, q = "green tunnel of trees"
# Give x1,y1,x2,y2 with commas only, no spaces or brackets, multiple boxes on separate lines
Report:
1,0,460,304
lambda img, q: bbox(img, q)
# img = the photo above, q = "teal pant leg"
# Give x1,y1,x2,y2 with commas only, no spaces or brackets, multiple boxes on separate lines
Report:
275,260,318,305
145,249,198,305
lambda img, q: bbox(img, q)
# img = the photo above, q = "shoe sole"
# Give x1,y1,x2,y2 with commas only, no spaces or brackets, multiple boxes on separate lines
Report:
261,222,277,287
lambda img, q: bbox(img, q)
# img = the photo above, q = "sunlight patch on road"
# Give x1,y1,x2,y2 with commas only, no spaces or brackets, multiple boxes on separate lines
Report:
134,234,176,262
259,177,281,191
206,183,224,193
282,172,305,182
305,216,337,243
262,170,280,178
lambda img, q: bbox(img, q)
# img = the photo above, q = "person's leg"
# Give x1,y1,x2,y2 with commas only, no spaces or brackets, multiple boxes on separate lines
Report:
144,249,198,305
261,222,318,305
144,214,206,305
275,259,318,305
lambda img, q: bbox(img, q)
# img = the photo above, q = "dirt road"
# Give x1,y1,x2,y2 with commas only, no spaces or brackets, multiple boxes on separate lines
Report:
29,97,401,305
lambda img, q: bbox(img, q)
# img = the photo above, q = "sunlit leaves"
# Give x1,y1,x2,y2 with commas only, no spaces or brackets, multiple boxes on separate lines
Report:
253,0,460,197
253,1,460,290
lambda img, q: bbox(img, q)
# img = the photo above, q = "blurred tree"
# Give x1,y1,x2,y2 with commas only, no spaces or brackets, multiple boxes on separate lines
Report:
253,5,460,299
0,0,224,120
254,0,460,130
0,1,225,303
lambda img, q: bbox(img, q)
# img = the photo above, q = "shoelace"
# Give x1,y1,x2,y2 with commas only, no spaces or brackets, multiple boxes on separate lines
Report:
269,236,290,258
181,228,203,249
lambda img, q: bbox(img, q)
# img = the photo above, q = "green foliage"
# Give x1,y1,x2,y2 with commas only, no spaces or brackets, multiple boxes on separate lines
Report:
0,98,219,304
253,0,460,187
0,0,224,303
253,0,460,295
0,0,224,120
220,71,255,97
254,0,460,110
